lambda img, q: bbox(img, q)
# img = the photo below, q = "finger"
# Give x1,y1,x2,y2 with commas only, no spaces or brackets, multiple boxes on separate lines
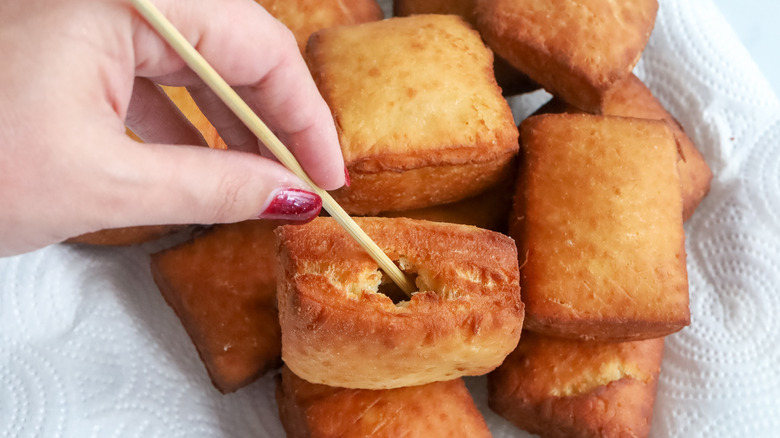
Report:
125,77,208,146
238,65,344,190
185,83,259,154
131,0,345,190
82,134,321,231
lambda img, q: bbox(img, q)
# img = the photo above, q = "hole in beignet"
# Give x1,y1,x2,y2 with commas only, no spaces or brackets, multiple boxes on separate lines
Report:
378,271,418,305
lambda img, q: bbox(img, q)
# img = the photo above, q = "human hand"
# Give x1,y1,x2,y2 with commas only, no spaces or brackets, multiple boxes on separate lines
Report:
0,0,346,257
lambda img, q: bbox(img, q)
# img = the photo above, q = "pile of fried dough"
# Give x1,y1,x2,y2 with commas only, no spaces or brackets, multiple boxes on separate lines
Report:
72,1,713,437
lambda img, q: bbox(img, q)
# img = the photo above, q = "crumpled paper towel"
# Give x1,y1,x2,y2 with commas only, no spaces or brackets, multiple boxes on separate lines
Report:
2,0,779,436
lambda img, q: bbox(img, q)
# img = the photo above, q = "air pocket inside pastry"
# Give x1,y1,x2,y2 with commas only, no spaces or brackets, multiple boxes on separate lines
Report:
275,216,524,389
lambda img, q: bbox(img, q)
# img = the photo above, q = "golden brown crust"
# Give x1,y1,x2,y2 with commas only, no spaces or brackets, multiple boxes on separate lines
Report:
336,152,516,215
307,15,519,214
535,74,713,221
600,75,713,221
489,332,664,438
511,114,689,341
475,0,658,112
380,167,516,232
276,217,524,389
392,0,539,96
255,0,383,54
277,366,492,438
150,221,283,393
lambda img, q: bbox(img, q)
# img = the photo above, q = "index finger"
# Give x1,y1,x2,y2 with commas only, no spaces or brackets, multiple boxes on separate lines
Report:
131,0,345,190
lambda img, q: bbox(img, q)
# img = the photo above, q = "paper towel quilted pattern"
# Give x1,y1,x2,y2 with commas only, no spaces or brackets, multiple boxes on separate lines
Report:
2,0,779,436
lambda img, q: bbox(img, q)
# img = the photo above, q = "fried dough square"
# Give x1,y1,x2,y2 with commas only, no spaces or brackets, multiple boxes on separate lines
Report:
602,75,713,221
380,170,515,231
307,15,519,214
276,366,492,438
276,217,524,389
475,0,658,112
393,0,539,96
150,221,283,393
535,74,713,221
489,332,664,438
512,114,689,341
255,0,383,53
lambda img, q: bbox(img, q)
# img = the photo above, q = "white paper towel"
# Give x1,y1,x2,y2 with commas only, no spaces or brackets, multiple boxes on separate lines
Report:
2,0,779,436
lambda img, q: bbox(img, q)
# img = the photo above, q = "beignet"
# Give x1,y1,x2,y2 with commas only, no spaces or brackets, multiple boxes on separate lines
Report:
379,170,515,232
535,74,712,221
393,0,539,96
255,0,383,54
276,366,492,438
276,217,524,389
489,332,664,438
601,75,712,221
511,114,689,341
475,0,658,112
151,221,282,393
307,15,519,214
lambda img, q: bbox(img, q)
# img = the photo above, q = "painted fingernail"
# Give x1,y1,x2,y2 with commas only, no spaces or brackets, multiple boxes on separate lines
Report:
259,189,321,223
344,166,351,187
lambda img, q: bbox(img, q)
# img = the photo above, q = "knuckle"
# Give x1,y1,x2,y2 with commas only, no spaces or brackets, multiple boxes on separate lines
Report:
208,171,249,223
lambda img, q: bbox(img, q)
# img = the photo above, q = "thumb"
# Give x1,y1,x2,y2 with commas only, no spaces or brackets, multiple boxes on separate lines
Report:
87,137,322,230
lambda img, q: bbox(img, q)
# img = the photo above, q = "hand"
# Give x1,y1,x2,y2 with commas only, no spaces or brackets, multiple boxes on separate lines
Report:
0,0,346,257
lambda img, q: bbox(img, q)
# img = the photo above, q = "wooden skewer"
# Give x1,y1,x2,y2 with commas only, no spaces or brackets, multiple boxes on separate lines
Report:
131,0,416,297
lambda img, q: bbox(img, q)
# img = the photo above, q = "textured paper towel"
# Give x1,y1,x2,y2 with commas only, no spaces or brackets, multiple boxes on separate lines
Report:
2,0,779,436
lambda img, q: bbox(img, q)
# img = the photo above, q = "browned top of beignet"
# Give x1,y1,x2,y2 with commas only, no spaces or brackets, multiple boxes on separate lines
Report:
277,366,492,438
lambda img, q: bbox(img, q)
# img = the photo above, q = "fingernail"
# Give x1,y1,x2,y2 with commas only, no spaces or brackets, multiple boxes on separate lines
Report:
344,166,351,187
259,189,321,223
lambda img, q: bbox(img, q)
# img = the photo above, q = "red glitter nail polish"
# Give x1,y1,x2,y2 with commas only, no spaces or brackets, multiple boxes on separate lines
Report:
259,189,321,223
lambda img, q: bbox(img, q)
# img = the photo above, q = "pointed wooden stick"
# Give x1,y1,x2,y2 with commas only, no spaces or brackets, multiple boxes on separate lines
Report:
131,0,415,297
